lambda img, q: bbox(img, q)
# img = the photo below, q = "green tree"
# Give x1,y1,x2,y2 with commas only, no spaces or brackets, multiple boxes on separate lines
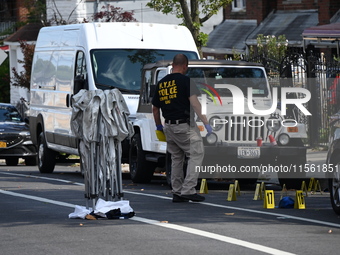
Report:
146,0,231,53
24,0,47,24
250,34,288,62
11,41,35,91
84,4,137,22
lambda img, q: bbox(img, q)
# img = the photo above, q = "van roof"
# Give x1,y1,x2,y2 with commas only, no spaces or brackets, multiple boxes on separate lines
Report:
35,23,199,53
143,59,264,70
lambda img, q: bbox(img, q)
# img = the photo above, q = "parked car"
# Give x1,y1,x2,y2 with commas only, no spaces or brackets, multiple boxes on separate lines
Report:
0,103,37,166
326,111,340,215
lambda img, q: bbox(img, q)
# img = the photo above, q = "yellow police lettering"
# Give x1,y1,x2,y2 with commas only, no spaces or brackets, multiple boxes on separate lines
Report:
169,87,177,94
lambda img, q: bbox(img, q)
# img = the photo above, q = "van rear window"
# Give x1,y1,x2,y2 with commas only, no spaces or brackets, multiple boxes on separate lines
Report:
91,49,198,93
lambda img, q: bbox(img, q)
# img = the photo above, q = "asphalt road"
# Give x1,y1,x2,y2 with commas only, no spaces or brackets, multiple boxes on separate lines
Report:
1,150,339,255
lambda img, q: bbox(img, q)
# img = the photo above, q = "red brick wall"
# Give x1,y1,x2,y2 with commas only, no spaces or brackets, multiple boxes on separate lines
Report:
223,0,339,25
319,0,340,25
276,0,317,10
224,0,274,25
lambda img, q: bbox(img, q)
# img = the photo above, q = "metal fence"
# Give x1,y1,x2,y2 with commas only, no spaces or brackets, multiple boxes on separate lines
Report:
246,51,340,148
0,21,15,39
306,53,340,147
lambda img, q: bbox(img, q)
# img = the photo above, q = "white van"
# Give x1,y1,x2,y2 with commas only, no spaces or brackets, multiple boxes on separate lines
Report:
29,22,199,173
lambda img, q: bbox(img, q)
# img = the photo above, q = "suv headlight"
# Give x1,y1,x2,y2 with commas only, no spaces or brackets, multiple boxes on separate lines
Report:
19,131,30,137
266,116,281,132
209,116,224,131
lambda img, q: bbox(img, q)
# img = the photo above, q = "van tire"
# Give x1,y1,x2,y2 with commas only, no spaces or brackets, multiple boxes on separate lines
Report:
129,133,155,183
38,132,56,173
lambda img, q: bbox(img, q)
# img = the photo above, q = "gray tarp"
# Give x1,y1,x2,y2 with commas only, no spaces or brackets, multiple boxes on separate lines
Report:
71,89,134,207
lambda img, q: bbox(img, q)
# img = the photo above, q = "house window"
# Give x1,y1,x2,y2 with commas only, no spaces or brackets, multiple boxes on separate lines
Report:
232,0,246,11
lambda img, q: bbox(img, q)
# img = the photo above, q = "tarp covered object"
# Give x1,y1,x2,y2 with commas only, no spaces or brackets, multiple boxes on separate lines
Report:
71,89,134,206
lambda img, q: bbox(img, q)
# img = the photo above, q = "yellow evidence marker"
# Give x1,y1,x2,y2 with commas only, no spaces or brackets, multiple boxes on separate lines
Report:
263,190,275,209
199,179,208,194
294,190,306,209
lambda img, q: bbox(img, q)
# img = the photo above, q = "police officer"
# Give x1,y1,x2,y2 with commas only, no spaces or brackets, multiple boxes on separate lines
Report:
152,54,212,202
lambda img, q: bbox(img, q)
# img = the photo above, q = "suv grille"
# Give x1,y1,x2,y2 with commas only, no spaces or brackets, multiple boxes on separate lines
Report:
224,116,266,142
0,134,24,148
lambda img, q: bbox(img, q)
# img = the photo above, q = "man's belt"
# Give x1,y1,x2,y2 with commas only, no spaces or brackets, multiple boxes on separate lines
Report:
165,119,187,124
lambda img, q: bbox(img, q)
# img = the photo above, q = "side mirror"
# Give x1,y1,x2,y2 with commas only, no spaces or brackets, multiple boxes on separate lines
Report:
74,75,87,94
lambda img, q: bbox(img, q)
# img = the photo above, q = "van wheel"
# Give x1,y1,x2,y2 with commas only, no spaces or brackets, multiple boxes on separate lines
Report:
6,158,18,166
329,154,340,215
38,132,56,173
129,133,155,183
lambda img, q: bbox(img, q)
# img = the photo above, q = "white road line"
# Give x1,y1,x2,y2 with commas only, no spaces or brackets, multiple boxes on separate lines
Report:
1,171,340,229
0,188,296,255
133,216,296,255
0,171,84,186
125,191,340,229
0,189,76,208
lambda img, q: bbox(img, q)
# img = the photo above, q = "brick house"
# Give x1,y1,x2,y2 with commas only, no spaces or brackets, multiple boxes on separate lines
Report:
202,0,340,59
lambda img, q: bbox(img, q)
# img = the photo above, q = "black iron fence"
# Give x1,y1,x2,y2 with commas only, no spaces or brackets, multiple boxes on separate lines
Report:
0,21,15,39
246,51,340,148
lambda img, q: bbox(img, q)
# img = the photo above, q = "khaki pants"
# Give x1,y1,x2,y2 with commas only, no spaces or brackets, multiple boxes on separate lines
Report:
163,123,204,195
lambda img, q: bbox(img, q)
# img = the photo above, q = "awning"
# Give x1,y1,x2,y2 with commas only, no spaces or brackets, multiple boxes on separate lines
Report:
302,22,340,55
303,23,340,38
246,10,318,47
202,19,257,55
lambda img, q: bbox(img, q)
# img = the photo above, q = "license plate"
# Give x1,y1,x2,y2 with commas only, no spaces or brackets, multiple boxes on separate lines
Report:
0,141,6,148
237,147,260,159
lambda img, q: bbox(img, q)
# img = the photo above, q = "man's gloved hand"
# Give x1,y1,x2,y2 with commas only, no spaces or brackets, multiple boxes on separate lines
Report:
204,124,213,135
155,124,166,141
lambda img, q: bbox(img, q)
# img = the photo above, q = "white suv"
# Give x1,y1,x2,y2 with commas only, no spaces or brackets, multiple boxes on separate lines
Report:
130,60,308,188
